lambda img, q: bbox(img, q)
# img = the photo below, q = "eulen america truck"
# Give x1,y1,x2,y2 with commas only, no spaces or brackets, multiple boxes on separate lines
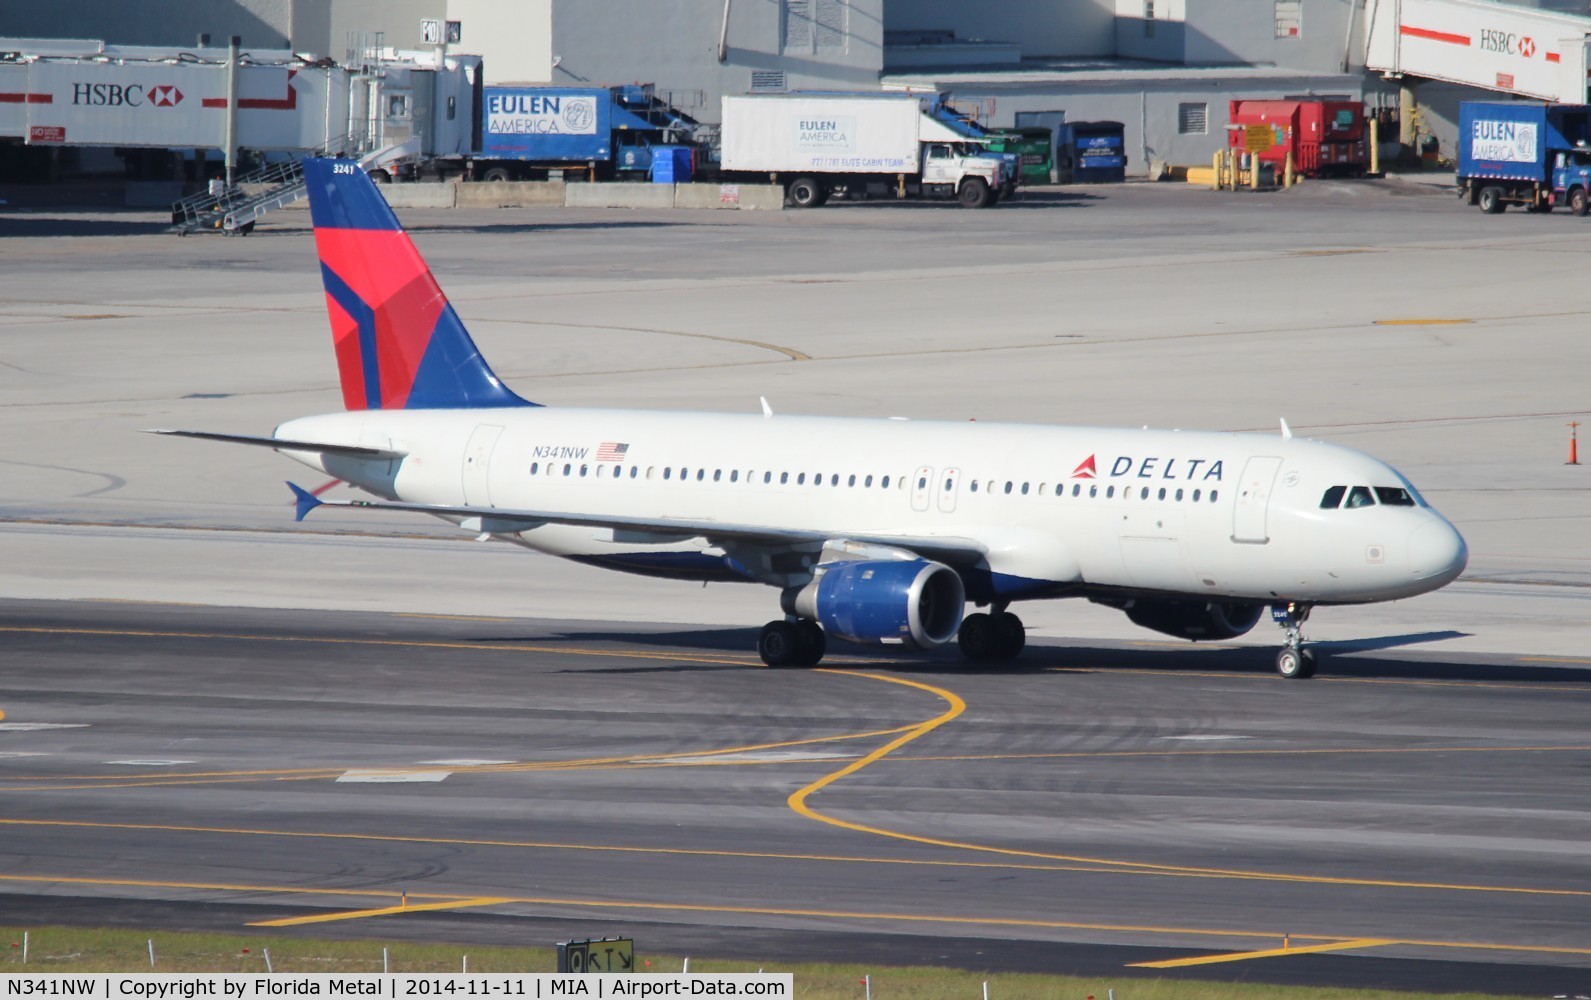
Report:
467,84,701,181
717,93,1005,207
1457,101,1591,214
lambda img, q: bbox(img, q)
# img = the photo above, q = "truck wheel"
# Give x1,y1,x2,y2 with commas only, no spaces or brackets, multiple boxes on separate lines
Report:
366,169,391,185
958,177,993,208
1572,188,1590,217
481,166,512,183
786,177,824,208
1478,186,1505,214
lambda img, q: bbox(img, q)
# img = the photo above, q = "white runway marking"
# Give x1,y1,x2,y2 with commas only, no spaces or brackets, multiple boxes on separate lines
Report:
336,769,452,783
0,723,89,731
1161,735,1252,742
417,759,515,766
105,759,196,766
642,750,853,765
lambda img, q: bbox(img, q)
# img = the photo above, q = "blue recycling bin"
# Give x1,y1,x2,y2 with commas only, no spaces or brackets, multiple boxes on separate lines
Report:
649,146,694,183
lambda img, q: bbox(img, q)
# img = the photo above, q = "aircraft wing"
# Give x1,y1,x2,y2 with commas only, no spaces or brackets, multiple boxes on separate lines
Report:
285,483,989,564
149,429,408,460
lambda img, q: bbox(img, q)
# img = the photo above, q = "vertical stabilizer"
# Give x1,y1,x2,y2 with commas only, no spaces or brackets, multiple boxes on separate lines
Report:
302,157,534,410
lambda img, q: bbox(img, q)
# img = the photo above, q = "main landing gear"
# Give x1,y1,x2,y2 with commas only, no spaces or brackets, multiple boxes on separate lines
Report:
758,618,826,668
957,605,1026,662
1272,602,1317,679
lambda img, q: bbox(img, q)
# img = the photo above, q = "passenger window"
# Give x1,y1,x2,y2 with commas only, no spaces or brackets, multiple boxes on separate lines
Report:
1072,484,1081,497
1374,486,1416,507
1054,484,1063,496
1021,482,1029,495
1192,489,1200,501
779,472,788,484
970,480,979,493
580,465,589,477
664,467,672,480
798,473,807,485
1140,487,1149,500
1175,488,1183,501
630,466,639,478
848,474,856,487
865,475,874,487
1106,485,1115,498
530,462,539,474
831,474,839,486
1345,486,1375,508
1321,485,1346,509
1158,487,1166,500
882,475,891,489
1209,489,1219,502
563,463,572,476
731,470,739,483
1004,481,1013,495
1089,485,1097,498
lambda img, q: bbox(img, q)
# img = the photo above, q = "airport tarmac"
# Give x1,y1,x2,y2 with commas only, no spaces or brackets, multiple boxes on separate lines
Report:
2,178,1590,991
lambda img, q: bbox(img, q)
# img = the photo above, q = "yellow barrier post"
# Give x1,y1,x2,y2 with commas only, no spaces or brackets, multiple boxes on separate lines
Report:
1284,150,1295,187
1212,150,1223,191
1369,117,1380,175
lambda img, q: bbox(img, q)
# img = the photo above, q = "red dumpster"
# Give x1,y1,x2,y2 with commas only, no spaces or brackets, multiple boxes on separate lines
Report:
1227,98,1368,178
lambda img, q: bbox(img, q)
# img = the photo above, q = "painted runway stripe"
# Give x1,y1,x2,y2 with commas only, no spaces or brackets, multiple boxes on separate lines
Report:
1130,938,1394,968
249,897,512,927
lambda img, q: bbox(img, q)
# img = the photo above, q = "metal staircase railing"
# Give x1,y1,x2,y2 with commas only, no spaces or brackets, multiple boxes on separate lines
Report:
168,134,366,236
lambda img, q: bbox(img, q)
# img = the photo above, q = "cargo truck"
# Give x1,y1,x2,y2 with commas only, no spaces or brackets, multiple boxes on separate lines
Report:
1457,101,1591,214
464,84,701,181
716,93,1004,208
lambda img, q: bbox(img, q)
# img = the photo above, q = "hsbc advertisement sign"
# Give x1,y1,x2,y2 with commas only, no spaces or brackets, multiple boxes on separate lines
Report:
1,61,345,149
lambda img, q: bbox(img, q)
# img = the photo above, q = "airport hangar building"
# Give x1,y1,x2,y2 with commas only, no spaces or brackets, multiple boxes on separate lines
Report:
4,0,1578,174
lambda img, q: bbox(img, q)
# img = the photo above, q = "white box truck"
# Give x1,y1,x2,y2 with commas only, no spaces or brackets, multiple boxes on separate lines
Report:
717,93,1004,208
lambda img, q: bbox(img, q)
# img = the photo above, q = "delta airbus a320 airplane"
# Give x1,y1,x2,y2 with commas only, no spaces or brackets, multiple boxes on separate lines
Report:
158,158,1468,678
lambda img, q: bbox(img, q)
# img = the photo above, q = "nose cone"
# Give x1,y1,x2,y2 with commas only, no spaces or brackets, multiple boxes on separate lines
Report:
1408,519,1468,587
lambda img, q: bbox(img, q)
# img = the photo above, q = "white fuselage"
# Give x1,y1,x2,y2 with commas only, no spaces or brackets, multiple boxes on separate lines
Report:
275,407,1468,609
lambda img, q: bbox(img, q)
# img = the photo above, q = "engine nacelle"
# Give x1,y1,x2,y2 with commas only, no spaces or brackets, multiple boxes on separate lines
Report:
1120,599,1265,641
783,558,965,649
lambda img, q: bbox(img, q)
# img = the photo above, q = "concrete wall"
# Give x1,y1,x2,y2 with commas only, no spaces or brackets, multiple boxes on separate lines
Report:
0,0,292,48
549,0,885,125
884,0,1116,58
362,179,785,210
448,0,551,82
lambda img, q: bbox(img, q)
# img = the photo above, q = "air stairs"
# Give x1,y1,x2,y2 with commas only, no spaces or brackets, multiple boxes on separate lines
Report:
168,139,420,236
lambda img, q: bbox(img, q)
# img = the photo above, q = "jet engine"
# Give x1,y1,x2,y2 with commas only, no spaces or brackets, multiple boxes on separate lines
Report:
783,558,965,649
1117,598,1266,641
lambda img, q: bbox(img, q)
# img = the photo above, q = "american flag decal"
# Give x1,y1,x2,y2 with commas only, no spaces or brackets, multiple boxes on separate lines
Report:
596,441,630,462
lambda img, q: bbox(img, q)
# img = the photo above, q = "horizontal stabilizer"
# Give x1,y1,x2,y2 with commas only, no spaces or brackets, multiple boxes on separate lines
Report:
148,429,407,460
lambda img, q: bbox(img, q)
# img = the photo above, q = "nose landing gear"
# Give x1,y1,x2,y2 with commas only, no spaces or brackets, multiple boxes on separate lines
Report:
1272,602,1317,679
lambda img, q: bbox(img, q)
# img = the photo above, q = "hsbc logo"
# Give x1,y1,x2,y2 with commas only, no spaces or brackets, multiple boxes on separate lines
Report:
71,82,184,107
1072,453,1226,481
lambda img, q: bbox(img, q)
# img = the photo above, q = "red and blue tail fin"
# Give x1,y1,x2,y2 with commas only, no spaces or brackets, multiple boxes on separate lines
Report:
302,157,534,410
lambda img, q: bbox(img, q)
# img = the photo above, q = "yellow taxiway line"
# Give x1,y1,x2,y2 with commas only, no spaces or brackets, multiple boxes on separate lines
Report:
250,897,513,927
1130,938,1395,968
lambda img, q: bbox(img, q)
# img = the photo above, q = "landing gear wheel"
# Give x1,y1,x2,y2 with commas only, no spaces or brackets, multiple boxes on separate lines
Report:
957,612,995,660
1276,647,1316,680
758,620,800,667
1478,186,1505,214
1572,187,1590,217
794,620,826,667
991,611,1026,659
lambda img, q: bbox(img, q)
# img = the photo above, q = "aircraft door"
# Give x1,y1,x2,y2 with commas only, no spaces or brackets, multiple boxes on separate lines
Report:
911,465,934,512
1232,455,1282,543
463,424,504,507
936,467,961,513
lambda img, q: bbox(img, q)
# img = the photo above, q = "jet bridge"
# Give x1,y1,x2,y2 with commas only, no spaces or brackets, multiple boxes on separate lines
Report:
1364,0,1591,102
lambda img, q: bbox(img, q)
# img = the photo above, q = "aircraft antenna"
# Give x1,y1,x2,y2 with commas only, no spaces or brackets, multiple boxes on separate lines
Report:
1280,418,1293,440
760,396,773,417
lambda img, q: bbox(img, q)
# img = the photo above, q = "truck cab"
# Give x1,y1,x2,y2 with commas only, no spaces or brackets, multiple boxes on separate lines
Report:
1552,146,1591,215
921,142,1002,206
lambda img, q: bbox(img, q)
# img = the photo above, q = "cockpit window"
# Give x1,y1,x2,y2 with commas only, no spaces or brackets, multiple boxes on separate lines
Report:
1374,486,1416,507
1320,485,1346,509
1344,486,1376,508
